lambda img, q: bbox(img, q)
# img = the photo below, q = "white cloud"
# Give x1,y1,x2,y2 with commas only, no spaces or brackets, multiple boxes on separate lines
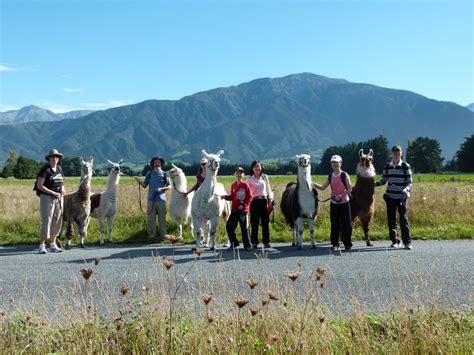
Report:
0,104,20,112
62,88,85,93
84,99,134,109
0,64,20,72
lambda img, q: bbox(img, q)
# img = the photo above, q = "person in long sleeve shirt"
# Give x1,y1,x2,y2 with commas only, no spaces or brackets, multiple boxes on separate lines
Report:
375,145,413,250
222,167,253,251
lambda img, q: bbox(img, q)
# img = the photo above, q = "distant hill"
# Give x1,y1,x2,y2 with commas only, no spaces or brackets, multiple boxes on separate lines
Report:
0,105,95,125
467,103,474,112
0,73,472,163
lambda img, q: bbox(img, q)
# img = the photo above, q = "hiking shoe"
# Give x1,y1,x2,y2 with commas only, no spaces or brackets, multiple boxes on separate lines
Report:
390,242,401,248
330,246,340,251
49,244,62,253
38,244,47,254
344,246,352,252
79,243,87,249
263,243,271,249
405,243,413,250
65,243,71,250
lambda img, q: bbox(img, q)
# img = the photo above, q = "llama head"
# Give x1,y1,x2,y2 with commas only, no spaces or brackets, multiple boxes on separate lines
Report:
107,159,123,175
357,149,376,178
167,163,183,179
202,149,224,173
80,157,94,180
296,154,311,168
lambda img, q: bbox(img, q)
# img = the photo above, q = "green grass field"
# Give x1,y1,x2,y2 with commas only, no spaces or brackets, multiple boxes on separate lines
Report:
0,174,473,246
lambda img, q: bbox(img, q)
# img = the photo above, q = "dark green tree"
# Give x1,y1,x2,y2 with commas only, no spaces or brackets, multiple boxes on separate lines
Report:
455,134,474,172
60,157,82,176
406,137,443,173
13,156,42,179
1,149,18,178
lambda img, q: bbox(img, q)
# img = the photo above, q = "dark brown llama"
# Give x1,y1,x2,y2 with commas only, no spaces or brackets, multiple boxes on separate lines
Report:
350,149,376,246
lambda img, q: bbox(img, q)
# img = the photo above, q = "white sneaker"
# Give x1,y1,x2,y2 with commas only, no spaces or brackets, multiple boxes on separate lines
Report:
38,244,47,254
405,244,413,250
331,246,340,251
390,242,401,248
49,244,62,253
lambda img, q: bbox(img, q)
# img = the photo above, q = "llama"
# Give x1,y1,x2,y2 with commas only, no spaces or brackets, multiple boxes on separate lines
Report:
62,157,93,249
167,164,194,238
350,149,376,246
90,159,123,245
280,154,319,249
191,150,229,251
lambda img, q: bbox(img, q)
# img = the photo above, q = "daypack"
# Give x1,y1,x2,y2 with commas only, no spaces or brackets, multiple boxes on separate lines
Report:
33,175,41,196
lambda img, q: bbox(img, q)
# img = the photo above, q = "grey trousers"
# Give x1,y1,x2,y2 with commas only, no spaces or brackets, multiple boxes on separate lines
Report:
147,200,167,239
39,194,63,242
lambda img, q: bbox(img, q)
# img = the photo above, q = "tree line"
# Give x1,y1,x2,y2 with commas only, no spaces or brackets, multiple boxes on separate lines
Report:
1,134,473,179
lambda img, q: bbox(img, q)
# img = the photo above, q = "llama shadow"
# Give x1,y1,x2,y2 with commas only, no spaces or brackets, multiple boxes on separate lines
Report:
0,245,37,256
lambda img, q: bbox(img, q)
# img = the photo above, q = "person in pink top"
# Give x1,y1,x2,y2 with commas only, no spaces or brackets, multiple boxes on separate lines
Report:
222,167,253,251
315,155,353,251
247,160,274,249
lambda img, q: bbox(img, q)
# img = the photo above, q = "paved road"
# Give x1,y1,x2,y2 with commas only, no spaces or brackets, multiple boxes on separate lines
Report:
1,240,472,316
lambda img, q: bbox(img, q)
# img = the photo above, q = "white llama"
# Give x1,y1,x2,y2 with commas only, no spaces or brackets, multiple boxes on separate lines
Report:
167,163,194,238
191,150,228,251
90,159,122,245
280,154,319,249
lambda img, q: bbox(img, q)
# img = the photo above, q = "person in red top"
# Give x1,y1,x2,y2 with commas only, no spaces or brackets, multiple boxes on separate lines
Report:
222,167,253,251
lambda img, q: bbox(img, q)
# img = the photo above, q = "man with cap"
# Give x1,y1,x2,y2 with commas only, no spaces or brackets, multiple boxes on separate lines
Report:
375,145,413,250
222,167,253,251
36,149,66,254
135,156,171,240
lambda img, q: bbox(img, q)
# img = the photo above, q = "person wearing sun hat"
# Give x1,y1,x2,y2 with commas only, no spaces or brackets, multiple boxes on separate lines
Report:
314,154,353,251
36,149,66,254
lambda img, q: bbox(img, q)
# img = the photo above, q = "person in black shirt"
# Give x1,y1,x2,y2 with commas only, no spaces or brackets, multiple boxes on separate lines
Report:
36,149,65,254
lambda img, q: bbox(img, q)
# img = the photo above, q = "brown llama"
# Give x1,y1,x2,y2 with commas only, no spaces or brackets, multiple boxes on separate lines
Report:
350,149,376,246
61,158,93,249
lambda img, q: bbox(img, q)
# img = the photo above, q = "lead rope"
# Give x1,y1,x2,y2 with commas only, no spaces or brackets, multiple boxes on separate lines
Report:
138,182,146,214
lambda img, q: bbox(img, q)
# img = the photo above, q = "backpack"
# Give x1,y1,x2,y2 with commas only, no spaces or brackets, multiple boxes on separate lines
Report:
33,175,41,196
328,171,349,189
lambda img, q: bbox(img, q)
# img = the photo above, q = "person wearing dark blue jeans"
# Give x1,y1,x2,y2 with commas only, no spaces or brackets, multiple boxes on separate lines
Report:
226,211,251,249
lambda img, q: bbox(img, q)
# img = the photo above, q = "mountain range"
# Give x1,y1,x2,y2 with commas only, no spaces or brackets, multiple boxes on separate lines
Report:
0,105,95,125
0,73,472,164
467,103,474,112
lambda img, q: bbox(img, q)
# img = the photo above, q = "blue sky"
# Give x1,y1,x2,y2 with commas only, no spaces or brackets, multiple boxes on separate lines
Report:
1,0,472,112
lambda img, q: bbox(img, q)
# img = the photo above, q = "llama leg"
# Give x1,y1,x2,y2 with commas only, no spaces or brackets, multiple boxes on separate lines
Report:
192,215,202,250
291,226,297,246
296,217,304,249
209,218,218,251
99,216,105,245
309,218,316,249
362,217,373,246
107,214,114,243
178,224,183,238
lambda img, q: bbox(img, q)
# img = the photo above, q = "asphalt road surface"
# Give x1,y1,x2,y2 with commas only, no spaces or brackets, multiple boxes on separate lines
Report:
1,240,472,317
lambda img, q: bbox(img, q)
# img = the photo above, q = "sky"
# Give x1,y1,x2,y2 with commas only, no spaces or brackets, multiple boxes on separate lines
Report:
0,0,472,113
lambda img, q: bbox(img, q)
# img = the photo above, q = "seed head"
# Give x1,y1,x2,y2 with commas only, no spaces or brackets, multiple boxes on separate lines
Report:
246,279,259,289
141,286,148,292
194,248,205,256
265,343,272,350
162,258,175,270
285,272,300,282
164,234,183,244
80,268,94,280
94,256,101,266
268,290,279,301
234,296,249,309
319,315,325,323
201,293,213,305
207,315,215,323
249,306,259,316
120,286,129,296
261,298,269,306
316,267,326,276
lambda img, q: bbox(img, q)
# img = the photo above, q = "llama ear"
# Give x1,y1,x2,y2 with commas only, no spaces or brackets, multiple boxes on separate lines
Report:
80,157,85,164
107,159,113,165
216,150,224,157
118,159,123,165
295,154,300,159
202,150,209,159
359,149,364,158
369,149,374,157
90,158,94,165
172,163,178,169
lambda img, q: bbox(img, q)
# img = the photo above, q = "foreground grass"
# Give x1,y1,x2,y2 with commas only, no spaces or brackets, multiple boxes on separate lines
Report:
0,253,472,354
0,175,473,246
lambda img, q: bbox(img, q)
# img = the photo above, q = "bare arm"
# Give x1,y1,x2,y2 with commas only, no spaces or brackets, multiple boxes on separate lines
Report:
314,180,330,190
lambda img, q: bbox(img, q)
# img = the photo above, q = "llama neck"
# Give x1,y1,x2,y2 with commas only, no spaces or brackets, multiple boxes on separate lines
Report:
106,173,120,192
297,166,312,192
77,175,92,200
174,173,187,193
202,168,217,201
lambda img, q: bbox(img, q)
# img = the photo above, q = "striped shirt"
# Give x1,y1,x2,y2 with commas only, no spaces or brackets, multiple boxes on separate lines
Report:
376,160,413,200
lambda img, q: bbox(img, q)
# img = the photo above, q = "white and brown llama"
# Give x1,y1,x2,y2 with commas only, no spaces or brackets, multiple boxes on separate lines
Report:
191,150,229,251
280,154,319,249
90,159,123,245
350,149,376,246
62,157,93,249
167,163,194,238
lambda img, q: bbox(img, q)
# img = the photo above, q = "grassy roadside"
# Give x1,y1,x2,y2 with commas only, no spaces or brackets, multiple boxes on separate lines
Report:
0,175,473,246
